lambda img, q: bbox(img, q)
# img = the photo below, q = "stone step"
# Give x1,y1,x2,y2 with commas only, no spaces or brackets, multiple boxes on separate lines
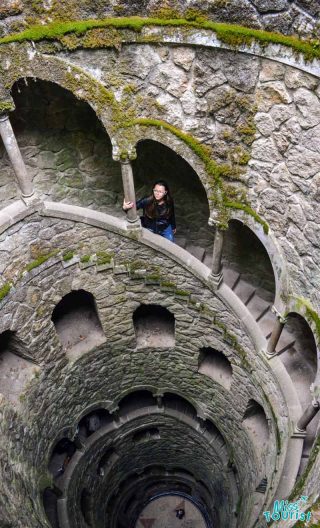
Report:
276,332,296,355
222,267,240,289
175,236,187,249
233,279,256,305
246,293,272,322
185,244,205,262
257,309,277,338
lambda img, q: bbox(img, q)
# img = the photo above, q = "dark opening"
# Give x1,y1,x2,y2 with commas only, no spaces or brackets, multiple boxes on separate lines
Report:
51,289,105,357
198,347,233,390
80,488,92,526
43,487,61,528
78,408,112,439
163,393,197,420
49,437,77,478
133,304,175,348
118,390,156,415
97,448,118,476
132,427,160,444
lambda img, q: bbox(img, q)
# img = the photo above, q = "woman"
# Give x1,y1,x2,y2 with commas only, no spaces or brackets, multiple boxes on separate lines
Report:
123,180,176,242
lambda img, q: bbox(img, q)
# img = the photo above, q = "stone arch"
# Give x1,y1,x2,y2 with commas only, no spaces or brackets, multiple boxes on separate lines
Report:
132,303,175,348
222,220,276,316
0,330,36,404
198,347,233,390
9,76,122,215
133,138,215,263
77,408,113,439
51,289,105,359
242,399,269,452
48,437,77,479
118,389,156,415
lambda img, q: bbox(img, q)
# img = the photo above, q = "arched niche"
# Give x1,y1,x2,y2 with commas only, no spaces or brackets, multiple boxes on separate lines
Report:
9,78,122,215
133,139,215,265
43,487,62,528
279,312,319,464
163,392,198,420
198,347,233,390
80,488,92,526
133,304,175,348
242,399,269,452
118,390,156,416
132,427,160,444
223,220,275,304
78,408,112,440
51,289,105,358
48,437,77,479
0,330,36,404
97,448,119,476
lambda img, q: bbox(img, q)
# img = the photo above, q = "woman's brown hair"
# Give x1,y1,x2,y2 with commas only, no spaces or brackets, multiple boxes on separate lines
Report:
144,180,173,219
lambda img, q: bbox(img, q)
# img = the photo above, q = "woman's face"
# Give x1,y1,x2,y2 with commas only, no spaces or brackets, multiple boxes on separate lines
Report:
153,184,167,200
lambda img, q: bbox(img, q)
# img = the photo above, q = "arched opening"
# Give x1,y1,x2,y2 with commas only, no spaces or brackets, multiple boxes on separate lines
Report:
163,392,198,420
10,78,122,215
133,139,214,264
198,347,233,390
222,220,276,334
132,427,160,444
279,312,319,475
78,408,112,440
242,400,269,453
118,390,156,416
48,437,77,478
97,448,119,476
51,289,105,358
0,330,35,404
133,304,175,348
43,487,61,528
80,488,92,526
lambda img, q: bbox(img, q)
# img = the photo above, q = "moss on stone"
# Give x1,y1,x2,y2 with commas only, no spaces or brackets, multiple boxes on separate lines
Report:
224,202,269,234
96,251,114,265
0,100,15,113
62,250,74,261
293,297,320,342
25,250,59,272
1,16,320,62
80,254,91,263
288,435,320,501
0,283,11,301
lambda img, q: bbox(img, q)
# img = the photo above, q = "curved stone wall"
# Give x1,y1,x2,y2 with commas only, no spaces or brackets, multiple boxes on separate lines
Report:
0,8,319,528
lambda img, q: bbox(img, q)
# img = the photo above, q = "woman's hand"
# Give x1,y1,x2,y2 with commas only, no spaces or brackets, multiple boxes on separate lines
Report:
123,199,134,211
173,228,176,234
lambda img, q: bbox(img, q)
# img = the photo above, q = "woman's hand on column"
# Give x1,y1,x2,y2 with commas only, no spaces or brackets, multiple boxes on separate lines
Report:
123,199,134,211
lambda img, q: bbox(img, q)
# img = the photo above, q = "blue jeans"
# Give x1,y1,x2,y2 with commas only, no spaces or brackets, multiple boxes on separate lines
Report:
147,225,174,242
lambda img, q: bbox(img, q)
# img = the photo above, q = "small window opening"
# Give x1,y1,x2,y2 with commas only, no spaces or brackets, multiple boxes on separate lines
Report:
133,304,175,348
49,437,77,478
242,399,269,451
132,427,160,444
51,290,105,358
78,409,112,440
198,347,233,390
0,330,36,404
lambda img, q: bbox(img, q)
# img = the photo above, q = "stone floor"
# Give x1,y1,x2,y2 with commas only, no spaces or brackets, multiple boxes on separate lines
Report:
136,495,207,528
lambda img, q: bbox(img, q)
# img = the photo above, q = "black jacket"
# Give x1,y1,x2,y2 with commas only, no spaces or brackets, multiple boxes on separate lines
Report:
136,196,176,233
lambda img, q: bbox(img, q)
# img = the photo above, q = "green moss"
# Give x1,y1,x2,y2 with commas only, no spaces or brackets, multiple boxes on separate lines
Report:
1,17,320,62
80,254,91,263
224,202,269,234
96,251,114,265
25,250,59,272
175,289,190,297
293,297,320,342
62,250,74,261
0,283,11,301
288,435,320,501
0,100,15,113
161,281,176,288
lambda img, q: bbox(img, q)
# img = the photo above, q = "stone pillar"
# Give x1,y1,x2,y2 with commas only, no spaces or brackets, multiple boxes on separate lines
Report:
208,224,224,288
296,400,320,433
0,113,34,197
265,307,287,358
120,158,139,225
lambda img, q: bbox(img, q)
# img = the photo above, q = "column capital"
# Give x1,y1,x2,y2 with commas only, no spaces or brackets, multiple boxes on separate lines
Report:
271,305,287,324
112,145,137,163
0,113,9,123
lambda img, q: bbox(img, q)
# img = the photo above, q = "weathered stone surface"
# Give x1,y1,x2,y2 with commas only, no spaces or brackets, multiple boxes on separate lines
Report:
221,54,260,93
259,60,285,82
284,68,318,90
251,0,288,13
149,62,189,97
172,47,196,71
286,144,320,178
256,82,292,112
255,112,274,136
294,88,320,129
251,137,282,163
269,104,295,128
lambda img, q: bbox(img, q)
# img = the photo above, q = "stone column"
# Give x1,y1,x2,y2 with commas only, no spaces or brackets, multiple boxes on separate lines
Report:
265,307,287,358
0,113,34,197
208,223,224,288
296,400,320,433
120,158,139,224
